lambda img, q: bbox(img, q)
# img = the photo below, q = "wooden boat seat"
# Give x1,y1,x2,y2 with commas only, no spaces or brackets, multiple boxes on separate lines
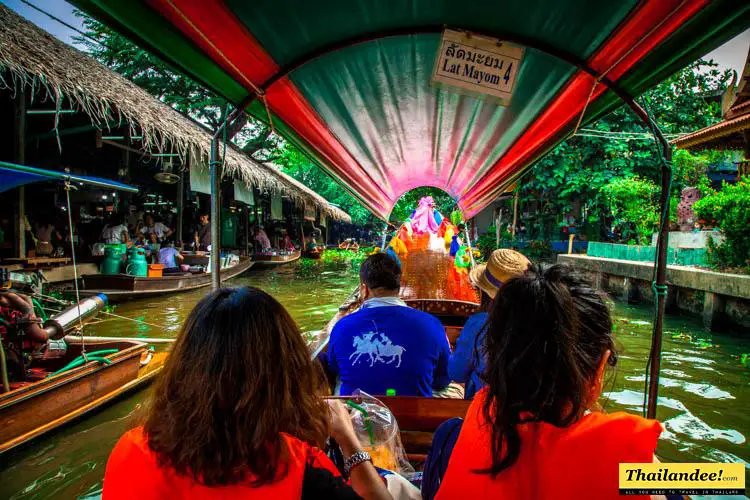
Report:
444,325,462,348
379,396,470,463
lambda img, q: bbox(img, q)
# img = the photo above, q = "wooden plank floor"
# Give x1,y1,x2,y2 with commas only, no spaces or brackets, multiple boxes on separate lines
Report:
399,235,479,303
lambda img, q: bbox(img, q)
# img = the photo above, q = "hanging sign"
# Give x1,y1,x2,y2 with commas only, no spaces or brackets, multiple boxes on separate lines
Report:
189,162,211,195
270,195,283,220
432,29,524,105
303,203,316,221
233,180,255,205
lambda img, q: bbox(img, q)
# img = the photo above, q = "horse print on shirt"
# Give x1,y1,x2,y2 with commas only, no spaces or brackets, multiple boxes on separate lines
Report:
349,322,406,368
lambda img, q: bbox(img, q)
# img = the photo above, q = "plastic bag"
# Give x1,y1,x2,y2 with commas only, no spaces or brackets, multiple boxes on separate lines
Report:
347,390,415,478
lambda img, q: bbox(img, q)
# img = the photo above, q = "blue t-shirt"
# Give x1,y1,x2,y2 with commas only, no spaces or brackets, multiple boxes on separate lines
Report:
328,305,451,397
158,247,180,268
448,311,488,399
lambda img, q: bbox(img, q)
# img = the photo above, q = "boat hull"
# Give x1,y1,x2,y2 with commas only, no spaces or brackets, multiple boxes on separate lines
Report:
252,250,301,268
0,339,166,453
79,256,254,302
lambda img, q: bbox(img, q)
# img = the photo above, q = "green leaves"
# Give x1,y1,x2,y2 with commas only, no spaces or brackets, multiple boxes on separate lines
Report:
693,177,750,270
600,176,660,245
512,59,732,241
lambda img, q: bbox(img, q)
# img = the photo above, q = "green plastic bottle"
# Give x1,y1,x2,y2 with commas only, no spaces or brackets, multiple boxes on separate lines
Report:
125,247,148,276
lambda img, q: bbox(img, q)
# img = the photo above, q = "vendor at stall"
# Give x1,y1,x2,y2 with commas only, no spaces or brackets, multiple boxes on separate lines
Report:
138,214,172,243
193,213,211,251
158,240,184,272
100,215,130,245
32,216,63,256
253,226,271,251
281,231,296,252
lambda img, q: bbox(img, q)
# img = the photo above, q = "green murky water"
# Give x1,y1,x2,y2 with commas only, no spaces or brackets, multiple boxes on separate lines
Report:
0,261,748,499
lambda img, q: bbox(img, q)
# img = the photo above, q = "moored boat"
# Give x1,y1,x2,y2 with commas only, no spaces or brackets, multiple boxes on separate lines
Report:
252,249,302,268
0,338,167,453
78,255,254,303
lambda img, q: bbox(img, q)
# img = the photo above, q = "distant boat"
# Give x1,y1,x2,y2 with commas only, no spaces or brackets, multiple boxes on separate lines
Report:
252,249,302,268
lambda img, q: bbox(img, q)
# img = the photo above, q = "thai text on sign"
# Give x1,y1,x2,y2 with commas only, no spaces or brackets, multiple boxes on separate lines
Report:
432,29,524,105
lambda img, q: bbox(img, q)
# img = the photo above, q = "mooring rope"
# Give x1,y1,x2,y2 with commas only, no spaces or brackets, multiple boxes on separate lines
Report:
100,310,163,330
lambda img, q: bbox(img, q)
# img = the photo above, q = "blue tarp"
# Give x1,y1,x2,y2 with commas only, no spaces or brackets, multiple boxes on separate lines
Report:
0,162,138,193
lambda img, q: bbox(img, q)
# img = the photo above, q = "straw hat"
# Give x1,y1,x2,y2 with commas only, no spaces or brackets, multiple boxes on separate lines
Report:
469,249,530,298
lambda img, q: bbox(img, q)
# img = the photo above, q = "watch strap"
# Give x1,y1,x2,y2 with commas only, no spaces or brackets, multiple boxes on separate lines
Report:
343,450,372,474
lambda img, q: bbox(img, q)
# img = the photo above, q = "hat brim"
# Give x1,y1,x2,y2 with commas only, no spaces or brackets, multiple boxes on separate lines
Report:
469,264,498,299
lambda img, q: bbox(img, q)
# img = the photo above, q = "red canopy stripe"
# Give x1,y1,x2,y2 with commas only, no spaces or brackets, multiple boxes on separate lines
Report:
146,0,278,88
459,0,709,216
266,78,393,215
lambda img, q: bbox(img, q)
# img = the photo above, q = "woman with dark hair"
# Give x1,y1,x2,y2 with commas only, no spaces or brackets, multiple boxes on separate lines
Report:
435,264,663,499
103,286,391,499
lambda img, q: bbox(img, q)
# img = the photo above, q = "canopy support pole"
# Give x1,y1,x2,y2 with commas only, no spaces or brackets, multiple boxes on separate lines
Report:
245,206,251,256
209,133,222,290
208,98,255,290
176,161,184,245
621,100,672,420
511,190,519,240
647,148,672,419
13,91,26,259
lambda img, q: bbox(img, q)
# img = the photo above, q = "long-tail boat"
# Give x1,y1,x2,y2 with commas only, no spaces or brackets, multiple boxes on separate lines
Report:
71,0,750,469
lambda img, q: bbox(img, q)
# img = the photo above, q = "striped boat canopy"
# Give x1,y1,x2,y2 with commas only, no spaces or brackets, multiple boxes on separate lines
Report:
71,0,750,219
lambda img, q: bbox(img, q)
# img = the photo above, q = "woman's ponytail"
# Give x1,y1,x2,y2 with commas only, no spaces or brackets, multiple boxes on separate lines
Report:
478,263,616,476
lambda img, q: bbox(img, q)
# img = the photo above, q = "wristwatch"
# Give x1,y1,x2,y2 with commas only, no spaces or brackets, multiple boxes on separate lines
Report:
343,450,372,475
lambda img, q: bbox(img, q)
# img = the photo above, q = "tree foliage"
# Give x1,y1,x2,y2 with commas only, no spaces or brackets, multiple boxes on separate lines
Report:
693,177,750,270
275,147,374,225
512,60,733,241
76,12,280,156
389,187,457,223
600,177,660,244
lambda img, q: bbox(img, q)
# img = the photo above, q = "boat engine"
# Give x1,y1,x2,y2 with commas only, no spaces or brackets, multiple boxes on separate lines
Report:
43,293,108,340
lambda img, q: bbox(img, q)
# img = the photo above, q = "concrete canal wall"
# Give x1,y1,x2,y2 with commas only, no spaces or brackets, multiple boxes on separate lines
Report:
557,254,750,331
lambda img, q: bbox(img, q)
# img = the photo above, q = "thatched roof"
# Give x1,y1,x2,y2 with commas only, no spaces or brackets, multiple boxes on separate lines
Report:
0,4,350,221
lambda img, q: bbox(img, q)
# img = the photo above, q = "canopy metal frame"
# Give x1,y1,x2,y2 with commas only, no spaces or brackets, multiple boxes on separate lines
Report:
210,27,672,419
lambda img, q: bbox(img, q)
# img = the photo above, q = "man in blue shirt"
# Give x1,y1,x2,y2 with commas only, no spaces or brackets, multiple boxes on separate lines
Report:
328,253,451,397
449,249,530,398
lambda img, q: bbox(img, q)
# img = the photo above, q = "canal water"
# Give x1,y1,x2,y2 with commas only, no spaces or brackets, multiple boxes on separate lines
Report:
0,259,748,499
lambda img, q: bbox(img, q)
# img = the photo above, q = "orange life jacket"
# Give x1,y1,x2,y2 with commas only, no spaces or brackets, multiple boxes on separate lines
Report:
436,388,662,500
103,427,339,500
